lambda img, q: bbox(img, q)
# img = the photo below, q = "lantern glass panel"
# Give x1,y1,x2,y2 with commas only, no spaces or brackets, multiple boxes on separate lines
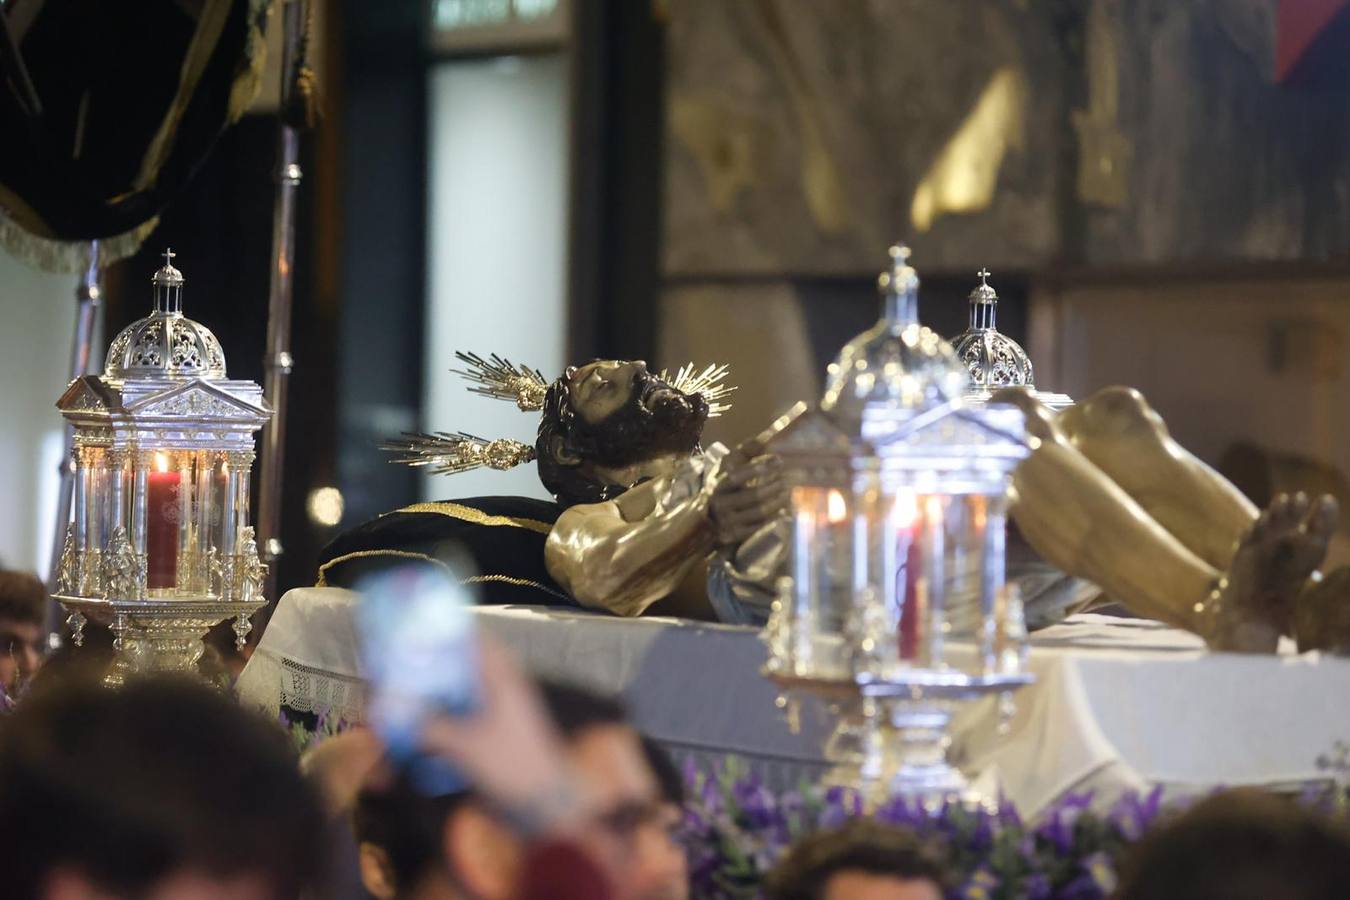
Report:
940,491,1001,670
789,483,853,677
92,450,112,554
111,452,131,543
874,485,1008,674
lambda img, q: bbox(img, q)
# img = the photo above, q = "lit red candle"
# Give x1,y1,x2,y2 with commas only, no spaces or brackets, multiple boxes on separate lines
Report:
899,537,921,660
147,453,179,590
895,490,921,661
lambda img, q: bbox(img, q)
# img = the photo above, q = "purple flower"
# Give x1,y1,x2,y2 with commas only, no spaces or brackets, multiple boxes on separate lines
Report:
994,793,1023,828
875,793,923,829
818,785,863,830
1022,872,1052,900
1108,787,1164,841
731,773,779,829
676,761,1349,900
1035,791,1095,854
956,866,998,899
1057,873,1110,900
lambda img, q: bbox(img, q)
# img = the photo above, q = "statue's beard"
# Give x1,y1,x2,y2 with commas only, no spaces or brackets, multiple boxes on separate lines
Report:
570,372,709,470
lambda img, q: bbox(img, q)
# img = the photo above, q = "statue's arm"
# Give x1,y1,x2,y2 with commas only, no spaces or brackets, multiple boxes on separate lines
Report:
544,475,714,617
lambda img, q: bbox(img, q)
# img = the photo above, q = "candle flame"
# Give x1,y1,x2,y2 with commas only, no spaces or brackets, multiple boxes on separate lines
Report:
924,494,945,526
154,452,170,473
893,488,919,529
971,494,988,531
826,489,848,524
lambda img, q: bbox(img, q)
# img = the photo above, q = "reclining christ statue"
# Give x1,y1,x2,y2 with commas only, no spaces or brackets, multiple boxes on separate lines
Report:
319,347,1349,652
318,355,788,622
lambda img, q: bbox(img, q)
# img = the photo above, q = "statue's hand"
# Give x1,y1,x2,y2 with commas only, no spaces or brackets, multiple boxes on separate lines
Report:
709,453,788,549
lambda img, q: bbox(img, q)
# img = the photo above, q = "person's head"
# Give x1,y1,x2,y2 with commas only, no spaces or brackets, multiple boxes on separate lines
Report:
1114,789,1350,900
636,736,689,900
0,570,47,695
764,820,947,900
355,682,683,900
0,675,325,900
535,360,708,506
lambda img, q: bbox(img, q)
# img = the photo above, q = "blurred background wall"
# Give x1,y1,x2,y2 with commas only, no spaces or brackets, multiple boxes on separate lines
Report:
2,0,1348,592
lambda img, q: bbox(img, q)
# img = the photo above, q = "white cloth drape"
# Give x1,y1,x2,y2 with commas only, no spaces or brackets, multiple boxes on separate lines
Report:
238,588,1350,814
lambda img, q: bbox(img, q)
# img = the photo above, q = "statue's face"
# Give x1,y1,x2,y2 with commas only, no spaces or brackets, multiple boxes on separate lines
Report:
567,360,698,427
568,360,648,424
536,359,709,505
561,360,707,467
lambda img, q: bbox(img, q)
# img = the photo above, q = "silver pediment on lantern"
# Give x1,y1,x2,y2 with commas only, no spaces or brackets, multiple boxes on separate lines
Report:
950,269,1072,409
53,249,273,685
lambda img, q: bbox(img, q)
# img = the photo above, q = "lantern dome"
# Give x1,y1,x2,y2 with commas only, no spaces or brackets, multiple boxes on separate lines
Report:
104,249,228,381
949,269,1033,393
821,244,969,435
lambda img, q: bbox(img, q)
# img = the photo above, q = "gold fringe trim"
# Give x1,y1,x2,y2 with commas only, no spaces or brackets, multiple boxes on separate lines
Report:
315,549,448,586
0,209,158,274
316,550,569,602
465,574,571,602
393,501,553,534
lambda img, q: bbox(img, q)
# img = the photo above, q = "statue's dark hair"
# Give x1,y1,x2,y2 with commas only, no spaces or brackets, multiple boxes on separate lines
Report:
534,368,708,508
535,374,626,507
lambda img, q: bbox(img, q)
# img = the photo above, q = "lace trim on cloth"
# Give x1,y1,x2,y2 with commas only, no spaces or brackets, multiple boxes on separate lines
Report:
236,647,366,725
395,501,553,534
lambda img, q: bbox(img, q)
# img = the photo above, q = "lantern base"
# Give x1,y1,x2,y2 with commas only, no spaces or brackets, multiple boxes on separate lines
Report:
770,670,1031,808
55,594,265,688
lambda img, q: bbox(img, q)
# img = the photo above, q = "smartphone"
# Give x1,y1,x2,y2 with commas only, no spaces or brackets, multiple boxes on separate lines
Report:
354,564,481,796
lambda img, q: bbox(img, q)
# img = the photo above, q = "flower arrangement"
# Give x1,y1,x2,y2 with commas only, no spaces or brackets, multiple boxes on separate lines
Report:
681,758,1167,900
278,704,353,755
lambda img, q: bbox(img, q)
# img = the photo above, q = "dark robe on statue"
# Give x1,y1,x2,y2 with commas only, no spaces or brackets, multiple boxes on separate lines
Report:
316,496,580,609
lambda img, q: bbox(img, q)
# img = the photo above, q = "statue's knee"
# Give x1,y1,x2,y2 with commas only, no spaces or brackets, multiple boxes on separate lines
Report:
1066,386,1161,439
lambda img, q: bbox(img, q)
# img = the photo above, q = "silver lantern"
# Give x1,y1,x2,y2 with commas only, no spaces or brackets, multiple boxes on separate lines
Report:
53,250,272,685
764,245,1033,804
949,268,1072,409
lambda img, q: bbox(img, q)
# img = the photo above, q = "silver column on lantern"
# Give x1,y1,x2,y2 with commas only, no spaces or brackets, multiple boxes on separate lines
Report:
763,244,1033,804
53,250,272,685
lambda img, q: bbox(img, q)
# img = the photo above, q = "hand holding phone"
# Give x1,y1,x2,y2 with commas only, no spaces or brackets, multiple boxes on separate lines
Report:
355,565,481,795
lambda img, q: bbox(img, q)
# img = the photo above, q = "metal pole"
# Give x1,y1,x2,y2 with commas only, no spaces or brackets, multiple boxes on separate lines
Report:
45,241,102,639
256,0,308,610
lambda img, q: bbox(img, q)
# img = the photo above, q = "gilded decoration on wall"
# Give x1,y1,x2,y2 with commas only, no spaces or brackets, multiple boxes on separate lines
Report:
911,67,1027,233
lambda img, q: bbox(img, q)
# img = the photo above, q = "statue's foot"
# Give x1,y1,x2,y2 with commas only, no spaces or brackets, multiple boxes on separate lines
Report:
1295,567,1350,654
1059,387,1257,569
1208,493,1338,652
1265,493,1338,603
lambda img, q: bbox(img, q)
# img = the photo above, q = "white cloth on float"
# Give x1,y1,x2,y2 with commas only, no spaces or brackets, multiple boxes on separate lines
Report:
238,588,1350,816
236,586,367,724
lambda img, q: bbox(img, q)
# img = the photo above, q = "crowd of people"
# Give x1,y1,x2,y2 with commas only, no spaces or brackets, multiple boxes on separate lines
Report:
3,566,1350,899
